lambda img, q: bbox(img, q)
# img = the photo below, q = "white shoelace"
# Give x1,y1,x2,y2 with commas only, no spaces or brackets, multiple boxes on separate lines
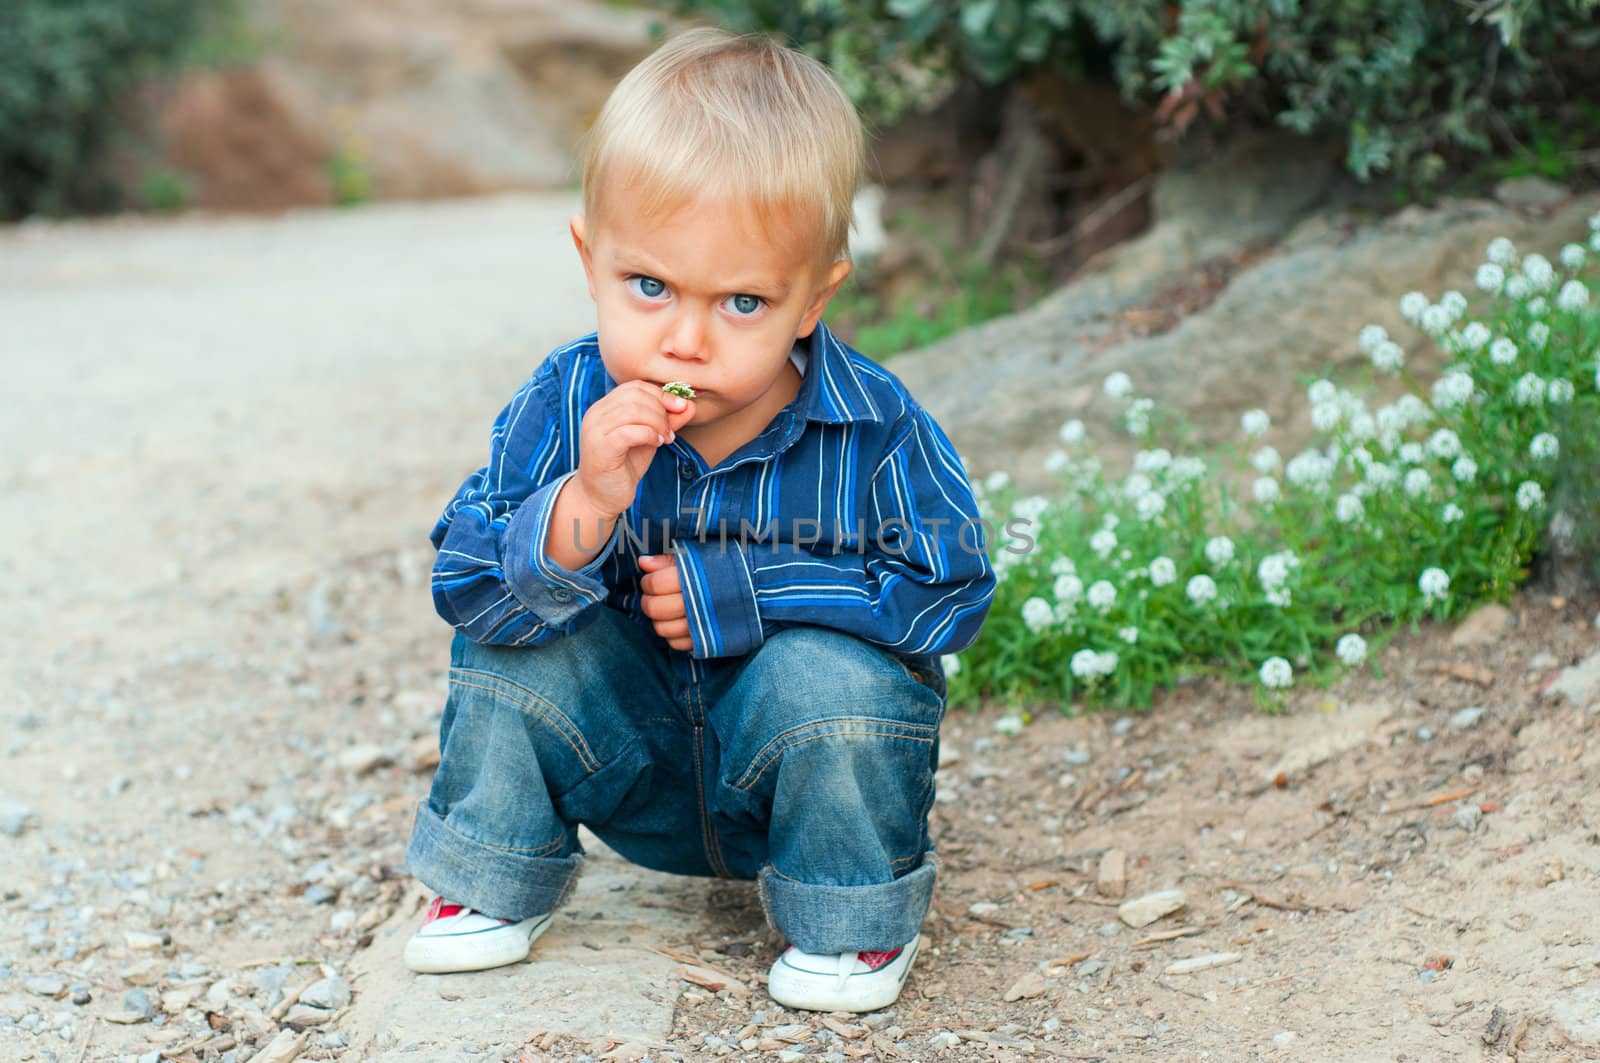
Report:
833,951,855,991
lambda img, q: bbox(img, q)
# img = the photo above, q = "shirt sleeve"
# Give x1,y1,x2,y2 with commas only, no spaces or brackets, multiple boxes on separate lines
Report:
673,405,997,660
429,370,619,646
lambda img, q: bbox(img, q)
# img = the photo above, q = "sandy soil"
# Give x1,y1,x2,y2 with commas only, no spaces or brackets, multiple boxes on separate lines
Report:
2,200,1598,1063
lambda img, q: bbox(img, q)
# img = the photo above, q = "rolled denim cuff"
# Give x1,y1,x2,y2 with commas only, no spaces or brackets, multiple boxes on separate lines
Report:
757,856,937,955
403,801,582,921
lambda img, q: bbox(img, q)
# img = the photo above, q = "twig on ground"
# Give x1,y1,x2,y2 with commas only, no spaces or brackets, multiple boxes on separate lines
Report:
1220,882,1314,912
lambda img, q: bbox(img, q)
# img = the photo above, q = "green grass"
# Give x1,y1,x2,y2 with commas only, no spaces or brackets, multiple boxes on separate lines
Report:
828,254,1051,360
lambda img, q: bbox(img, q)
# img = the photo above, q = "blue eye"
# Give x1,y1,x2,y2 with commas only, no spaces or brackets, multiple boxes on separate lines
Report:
628,275,667,299
727,293,764,316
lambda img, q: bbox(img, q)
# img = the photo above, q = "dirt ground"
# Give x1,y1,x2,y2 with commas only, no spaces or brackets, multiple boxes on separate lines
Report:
3,202,1599,1063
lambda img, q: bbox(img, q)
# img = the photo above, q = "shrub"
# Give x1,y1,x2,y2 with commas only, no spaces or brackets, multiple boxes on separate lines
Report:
0,1,225,219
667,0,1600,187
943,215,1600,713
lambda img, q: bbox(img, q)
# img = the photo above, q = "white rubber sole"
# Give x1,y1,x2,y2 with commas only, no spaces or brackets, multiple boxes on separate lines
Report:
766,934,922,1013
403,912,553,974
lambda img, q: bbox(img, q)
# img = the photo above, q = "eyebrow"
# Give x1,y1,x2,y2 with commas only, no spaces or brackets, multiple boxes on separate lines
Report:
613,253,791,300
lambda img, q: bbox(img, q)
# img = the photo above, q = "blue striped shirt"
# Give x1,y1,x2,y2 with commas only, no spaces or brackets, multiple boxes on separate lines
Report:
430,320,996,669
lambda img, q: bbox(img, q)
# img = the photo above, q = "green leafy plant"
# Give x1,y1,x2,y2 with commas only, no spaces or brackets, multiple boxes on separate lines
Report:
327,145,374,207
665,0,1600,188
137,169,191,212
830,257,1046,358
943,216,1600,714
0,1,240,219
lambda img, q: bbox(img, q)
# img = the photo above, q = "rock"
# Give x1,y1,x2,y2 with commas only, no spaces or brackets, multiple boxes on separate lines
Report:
1118,889,1186,929
125,931,168,951
1529,651,1561,672
284,1003,334,1027
1164,952,1243,975
1452,804,1482,832
1273,1030,1297,1048
336,744,391,776
1449,706,1485,730
1543,652,1600,706
300,973,353,1011
124,988,157,1018
150,0,664,210
902,166,1600,493
24,976,64,997
205,979,233,1011
1062,746,1092,766
768,1023,809,1044
1096,849,1127,899
408,733,441,773
1494,175,1571,208
928,1030,961,1049
1450,604,1512,645
105,1010,155,1024
251,1029,308,1063
1003,971,1047,1002
0,800,37,836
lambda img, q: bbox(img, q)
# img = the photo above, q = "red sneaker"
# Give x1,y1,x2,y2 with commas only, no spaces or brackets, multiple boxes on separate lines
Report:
402,896,552,974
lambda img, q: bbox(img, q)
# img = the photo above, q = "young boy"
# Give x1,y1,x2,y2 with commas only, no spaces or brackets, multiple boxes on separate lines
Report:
401,26,996,1014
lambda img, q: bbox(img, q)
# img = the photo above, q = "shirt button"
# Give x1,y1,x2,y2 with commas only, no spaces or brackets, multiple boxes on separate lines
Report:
678,461,697,481
550,587,573,603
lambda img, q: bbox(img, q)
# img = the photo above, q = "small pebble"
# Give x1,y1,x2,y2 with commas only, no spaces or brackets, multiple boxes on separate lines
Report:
25,975,64,997
299,976,352,1011
124,988,156,1018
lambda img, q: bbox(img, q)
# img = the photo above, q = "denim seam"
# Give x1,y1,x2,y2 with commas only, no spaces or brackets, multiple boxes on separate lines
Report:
450,670,601,773
732,720,937,793
769,850,921,880
426,802,570,857
690,681,732,878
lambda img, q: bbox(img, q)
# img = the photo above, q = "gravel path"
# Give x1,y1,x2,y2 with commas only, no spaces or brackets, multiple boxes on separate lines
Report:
4,199,1600,1063
1,197,707,1062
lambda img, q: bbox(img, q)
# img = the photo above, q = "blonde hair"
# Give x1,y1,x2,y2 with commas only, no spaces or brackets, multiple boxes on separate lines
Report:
580,27,864,265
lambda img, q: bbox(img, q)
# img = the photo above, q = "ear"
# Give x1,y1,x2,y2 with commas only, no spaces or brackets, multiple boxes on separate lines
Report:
796,259,853,338
570,214,597,301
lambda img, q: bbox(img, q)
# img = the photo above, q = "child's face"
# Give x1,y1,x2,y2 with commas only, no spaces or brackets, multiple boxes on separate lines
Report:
571,180,851,451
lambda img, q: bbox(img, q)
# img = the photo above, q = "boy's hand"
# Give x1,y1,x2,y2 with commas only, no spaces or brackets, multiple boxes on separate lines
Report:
638,553,692,652
573,381,697,518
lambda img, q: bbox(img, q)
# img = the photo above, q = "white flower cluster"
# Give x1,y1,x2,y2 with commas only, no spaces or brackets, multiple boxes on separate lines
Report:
1022,596,1054,632
1335,633,1367,665
1259,657,1293,689
1257,550,1300,608
1070,648,1119,679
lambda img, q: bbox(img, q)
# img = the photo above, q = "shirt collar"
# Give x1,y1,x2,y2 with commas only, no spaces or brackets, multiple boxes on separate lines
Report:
791,318,884,425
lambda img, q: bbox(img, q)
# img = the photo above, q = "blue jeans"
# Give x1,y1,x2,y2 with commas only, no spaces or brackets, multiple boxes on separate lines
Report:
402,606,950,955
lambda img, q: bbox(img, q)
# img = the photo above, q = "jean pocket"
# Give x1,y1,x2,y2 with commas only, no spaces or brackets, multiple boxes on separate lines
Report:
889,652,948,702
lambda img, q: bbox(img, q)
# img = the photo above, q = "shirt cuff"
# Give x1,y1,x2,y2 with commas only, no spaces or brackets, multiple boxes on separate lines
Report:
503,471,616,625
675,537,763,659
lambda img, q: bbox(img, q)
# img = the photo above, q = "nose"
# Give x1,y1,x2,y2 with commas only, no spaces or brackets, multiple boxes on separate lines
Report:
662,309,708,362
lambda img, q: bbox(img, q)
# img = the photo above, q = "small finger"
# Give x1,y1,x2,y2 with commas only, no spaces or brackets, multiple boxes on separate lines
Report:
653,618,690,639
